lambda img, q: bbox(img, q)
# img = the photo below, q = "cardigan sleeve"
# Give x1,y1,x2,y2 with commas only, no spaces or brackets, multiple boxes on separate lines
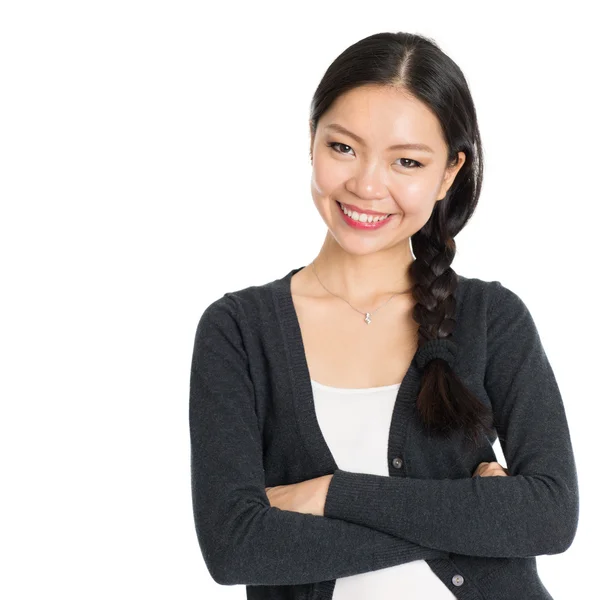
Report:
323,281,579,559
189,294,449,587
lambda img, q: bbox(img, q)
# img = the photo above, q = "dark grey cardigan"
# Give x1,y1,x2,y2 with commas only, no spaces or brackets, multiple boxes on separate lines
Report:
189,266,579,600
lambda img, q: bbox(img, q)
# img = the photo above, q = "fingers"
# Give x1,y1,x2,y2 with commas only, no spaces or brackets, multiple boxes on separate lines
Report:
472,461,509,477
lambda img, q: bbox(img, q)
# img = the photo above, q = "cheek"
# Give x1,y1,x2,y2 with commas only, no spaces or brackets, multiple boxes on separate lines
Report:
390,178,438,214
311,160,343,197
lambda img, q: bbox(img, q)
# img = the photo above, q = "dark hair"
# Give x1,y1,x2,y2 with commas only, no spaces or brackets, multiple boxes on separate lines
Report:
308,31,495,449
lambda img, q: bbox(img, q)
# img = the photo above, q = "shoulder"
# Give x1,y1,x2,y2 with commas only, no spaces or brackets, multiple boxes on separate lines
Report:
196,269,292,331
457,276,542,359
455,274,535,339
457,273,524,312
192,280,274,368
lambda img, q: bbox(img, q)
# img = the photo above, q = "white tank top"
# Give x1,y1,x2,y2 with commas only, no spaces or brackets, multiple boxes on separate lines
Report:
311,379,458,600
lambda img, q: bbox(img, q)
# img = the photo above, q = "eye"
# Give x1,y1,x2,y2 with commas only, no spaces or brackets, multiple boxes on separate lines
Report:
327,141,423,169
326,141,355,156
397,158,424,169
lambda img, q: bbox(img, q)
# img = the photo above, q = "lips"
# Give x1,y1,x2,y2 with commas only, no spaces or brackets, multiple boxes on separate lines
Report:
336,200,394,230
337,201,391,217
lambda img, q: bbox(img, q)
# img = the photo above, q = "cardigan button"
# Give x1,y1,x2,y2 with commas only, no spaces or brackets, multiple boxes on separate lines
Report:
392,457,403,469
452,574,464,586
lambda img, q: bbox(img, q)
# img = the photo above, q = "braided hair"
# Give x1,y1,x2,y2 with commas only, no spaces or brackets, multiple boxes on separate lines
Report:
308,31,495,449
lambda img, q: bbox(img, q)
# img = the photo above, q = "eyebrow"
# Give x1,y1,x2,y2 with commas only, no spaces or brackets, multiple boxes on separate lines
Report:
324,123,435,153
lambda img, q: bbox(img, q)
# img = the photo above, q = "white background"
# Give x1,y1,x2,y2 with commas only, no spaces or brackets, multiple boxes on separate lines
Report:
1,1,598,598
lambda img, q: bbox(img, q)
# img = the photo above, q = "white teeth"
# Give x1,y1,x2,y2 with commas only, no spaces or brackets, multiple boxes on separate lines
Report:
340,203,390,222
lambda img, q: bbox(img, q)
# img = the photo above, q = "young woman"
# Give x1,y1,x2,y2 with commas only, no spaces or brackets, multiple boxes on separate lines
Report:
189,31,579,600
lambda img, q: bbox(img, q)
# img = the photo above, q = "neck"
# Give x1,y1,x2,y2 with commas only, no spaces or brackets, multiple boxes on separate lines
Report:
311,234,415,307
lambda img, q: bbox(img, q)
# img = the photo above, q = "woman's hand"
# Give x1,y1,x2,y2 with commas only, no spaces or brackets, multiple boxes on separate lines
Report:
266,474,333,516
472,461,510,477
265,463,507,517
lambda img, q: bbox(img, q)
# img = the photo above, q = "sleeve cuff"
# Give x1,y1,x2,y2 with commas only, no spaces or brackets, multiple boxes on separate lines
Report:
324,469,391,521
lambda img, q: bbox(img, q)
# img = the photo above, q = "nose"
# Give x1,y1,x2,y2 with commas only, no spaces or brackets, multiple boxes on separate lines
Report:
346,163,387,200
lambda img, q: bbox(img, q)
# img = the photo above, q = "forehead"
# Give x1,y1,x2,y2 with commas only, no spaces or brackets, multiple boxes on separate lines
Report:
319,84,445,150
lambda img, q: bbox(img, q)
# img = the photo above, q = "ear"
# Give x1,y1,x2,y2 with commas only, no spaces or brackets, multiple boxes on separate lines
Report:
309,120,315,163
436,151,466,201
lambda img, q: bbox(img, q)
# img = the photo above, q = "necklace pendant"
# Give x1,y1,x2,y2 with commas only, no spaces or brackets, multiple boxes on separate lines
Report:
364,312,372,325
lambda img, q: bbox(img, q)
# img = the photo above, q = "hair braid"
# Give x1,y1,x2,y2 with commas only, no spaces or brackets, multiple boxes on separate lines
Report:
409,229,495,449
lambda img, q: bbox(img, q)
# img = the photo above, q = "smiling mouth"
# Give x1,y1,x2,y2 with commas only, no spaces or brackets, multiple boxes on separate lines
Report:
336,201,392,221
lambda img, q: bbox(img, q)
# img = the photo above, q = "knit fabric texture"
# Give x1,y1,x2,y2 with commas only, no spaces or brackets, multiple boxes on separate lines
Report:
189,266,579,600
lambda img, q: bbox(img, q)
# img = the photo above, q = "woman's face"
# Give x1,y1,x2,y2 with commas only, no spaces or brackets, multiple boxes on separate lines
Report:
309,84,466,255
